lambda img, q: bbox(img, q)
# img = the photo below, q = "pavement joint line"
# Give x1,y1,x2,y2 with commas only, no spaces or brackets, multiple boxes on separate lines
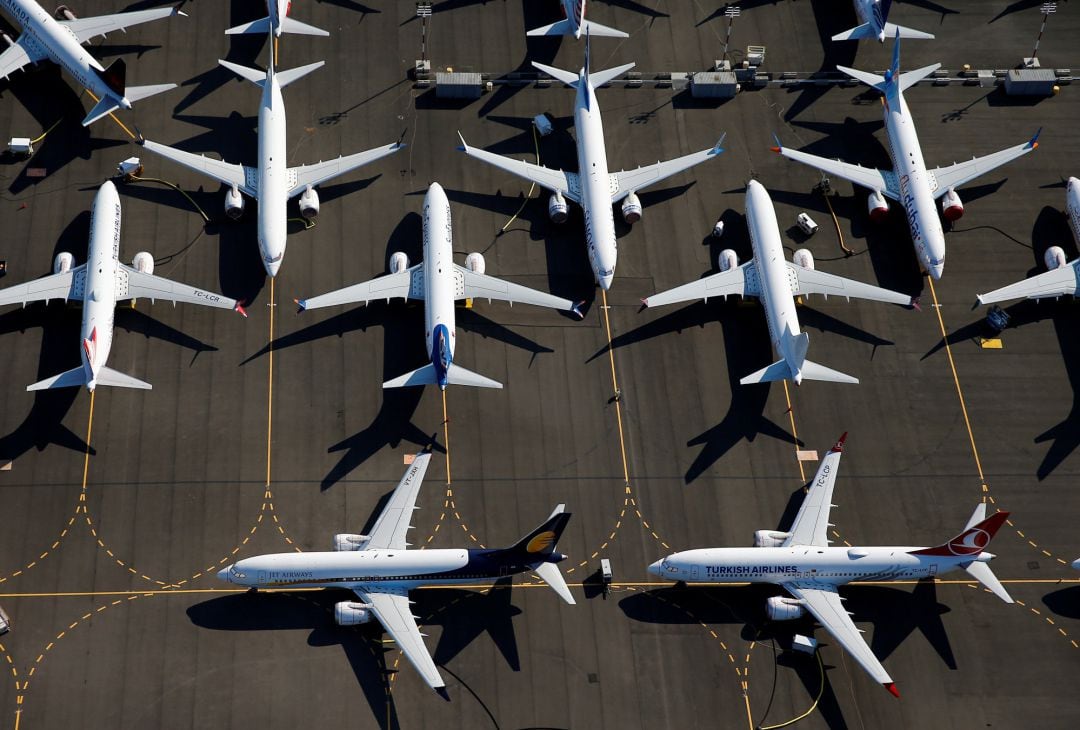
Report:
926,277,1068,565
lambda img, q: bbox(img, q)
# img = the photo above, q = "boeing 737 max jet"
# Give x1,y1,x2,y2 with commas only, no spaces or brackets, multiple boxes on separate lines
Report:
459,35,723,290
649,433,1013,697
0,0,180,125
217,452,576,696
297,183,580,389
0,181,243,391
775,34,1038,279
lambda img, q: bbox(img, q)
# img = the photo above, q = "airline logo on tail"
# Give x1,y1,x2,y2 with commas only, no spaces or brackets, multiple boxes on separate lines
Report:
526,531,557,553
910,510,1009,557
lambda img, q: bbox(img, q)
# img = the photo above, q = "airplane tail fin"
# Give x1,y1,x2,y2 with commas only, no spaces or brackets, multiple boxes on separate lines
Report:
95,58,126,97
226,16,329,37
27,365,151,391
382,363,503,389
503,505,577,605
909,506,1013,603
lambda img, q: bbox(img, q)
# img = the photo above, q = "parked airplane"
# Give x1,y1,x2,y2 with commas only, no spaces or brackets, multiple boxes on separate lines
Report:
0,181,243,391
833,0,934,42
139,58,401,278
644,180,912,385
648,433,1014,697
774,34,1039,280
458,35,723,290
296,183,581,389
0,0,180,126
227,0,329,37
217,452,576,696
527,0,628,38
977,177,1080,304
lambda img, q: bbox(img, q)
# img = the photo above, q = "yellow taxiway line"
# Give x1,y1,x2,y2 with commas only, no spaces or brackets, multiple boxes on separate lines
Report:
441,388,451,484
266,279,275,488
83,89,136,140
600,290,631,484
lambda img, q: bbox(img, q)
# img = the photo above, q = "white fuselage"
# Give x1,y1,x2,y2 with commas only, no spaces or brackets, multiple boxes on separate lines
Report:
219,549,474,591
256,69,289,277
423,183,458,379
745,180,804,378
80,181,124,390
650,544,991,587
573,76,618,290
883,87,946,279
853,0,887,41
1067,177,1080,246
0,0,127,109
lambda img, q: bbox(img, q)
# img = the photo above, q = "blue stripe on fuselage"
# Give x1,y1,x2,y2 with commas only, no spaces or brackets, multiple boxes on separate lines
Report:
431,323,452,388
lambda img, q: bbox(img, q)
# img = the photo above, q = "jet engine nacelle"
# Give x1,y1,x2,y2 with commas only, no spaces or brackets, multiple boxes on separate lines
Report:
941,188,964,222
225,186,244,220
465,252,486,274
867,189,889,223
389,252,410,274
333,533,370,552
766,596,806,621
299,186,320,220
548,191,568,223
55,5,77,21
131,251,154,274
334,601,374,626
621,192,642,224
754,530,791,548
53,252,74,274
792,249,815,270
718,249,739,272
1045,245,1068,271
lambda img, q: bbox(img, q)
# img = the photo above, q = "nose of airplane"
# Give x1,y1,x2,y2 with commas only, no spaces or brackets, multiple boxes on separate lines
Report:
217,566,232,583
599,274,614,291
647,560,663,578
928,262,944,280
265,259,281,278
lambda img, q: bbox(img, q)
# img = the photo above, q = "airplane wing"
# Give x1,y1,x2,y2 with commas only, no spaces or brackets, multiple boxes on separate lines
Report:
643,261,760,308
0,267,83,307
60,7,181,44
783,434,845,548
354,587,445,690
782,583,896,693
117,264,238,310
788,264,911,305
0,35,47,79
454,264,576,311
928,131,1040,197
285,143,404,198
609,137,725,204
977,261,1080,305
365,453,432,550
457,133,579,202
140,139,255,196
296,265,423,311
775,145,899,200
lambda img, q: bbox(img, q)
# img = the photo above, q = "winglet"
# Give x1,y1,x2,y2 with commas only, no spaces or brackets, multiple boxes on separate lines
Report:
294,298,308,312
770,133,783,154
884,682,900,698
710,132,727,156
456,131,468,153
234,301,248,318
830,432,848,453
435,686,450,702
1028,127,1042,150
571,301,585,319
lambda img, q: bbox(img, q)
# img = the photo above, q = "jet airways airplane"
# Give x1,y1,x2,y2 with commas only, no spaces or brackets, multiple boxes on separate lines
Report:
459,36,723,290
527,0,628,39
774,35,1039,280
648,433,1014,697
297,182,580,389
227,0,329,37
833,0,934,42
644,180,912,385
217,452,576,696
0,181,243,391
139,58,401,278
977,177,1080,305
0,0,180,126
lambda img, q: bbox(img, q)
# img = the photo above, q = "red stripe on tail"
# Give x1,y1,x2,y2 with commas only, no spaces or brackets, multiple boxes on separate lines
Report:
910,510,1010,557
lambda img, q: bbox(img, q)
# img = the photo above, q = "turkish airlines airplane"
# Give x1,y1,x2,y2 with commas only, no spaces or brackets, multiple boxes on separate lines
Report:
0,181,243,391
528,0,628,39
459,35,724,290
297,183,580,389
833,0,934,42
217,452,576,696
139,57,401,278
644,180,912,385
227,0,329,37
649,433,1014,698
0,0,180,126
775,34,1039,280
978,177,1080,305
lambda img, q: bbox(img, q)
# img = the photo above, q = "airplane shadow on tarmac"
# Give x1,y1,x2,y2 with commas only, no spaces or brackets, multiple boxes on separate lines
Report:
188,581,525,730
619,577,956,730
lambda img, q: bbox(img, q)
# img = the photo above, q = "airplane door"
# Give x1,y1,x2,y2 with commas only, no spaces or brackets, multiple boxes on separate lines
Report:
257,570,268,586
928,564,937,577
691,565,699,581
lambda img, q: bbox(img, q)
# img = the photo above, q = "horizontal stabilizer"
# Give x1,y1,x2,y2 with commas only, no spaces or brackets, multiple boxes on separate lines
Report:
799,360,860,384
125,83,177,104
739,358,792,385
897,63,941,93
831,22,878,41
225,16,272,35
94,366,152,390
218,59,266,86
589,61,636,89
280,16,330,36
836,64,887,92
27,366,88,392
534,562,577,605
274,61,325,90
382,363,503,389
579,19,629,38
527,18,573,37
963,560,1013,604
82,96,122,127
883,22,934,40
531,61,579,88
444,363,502,389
